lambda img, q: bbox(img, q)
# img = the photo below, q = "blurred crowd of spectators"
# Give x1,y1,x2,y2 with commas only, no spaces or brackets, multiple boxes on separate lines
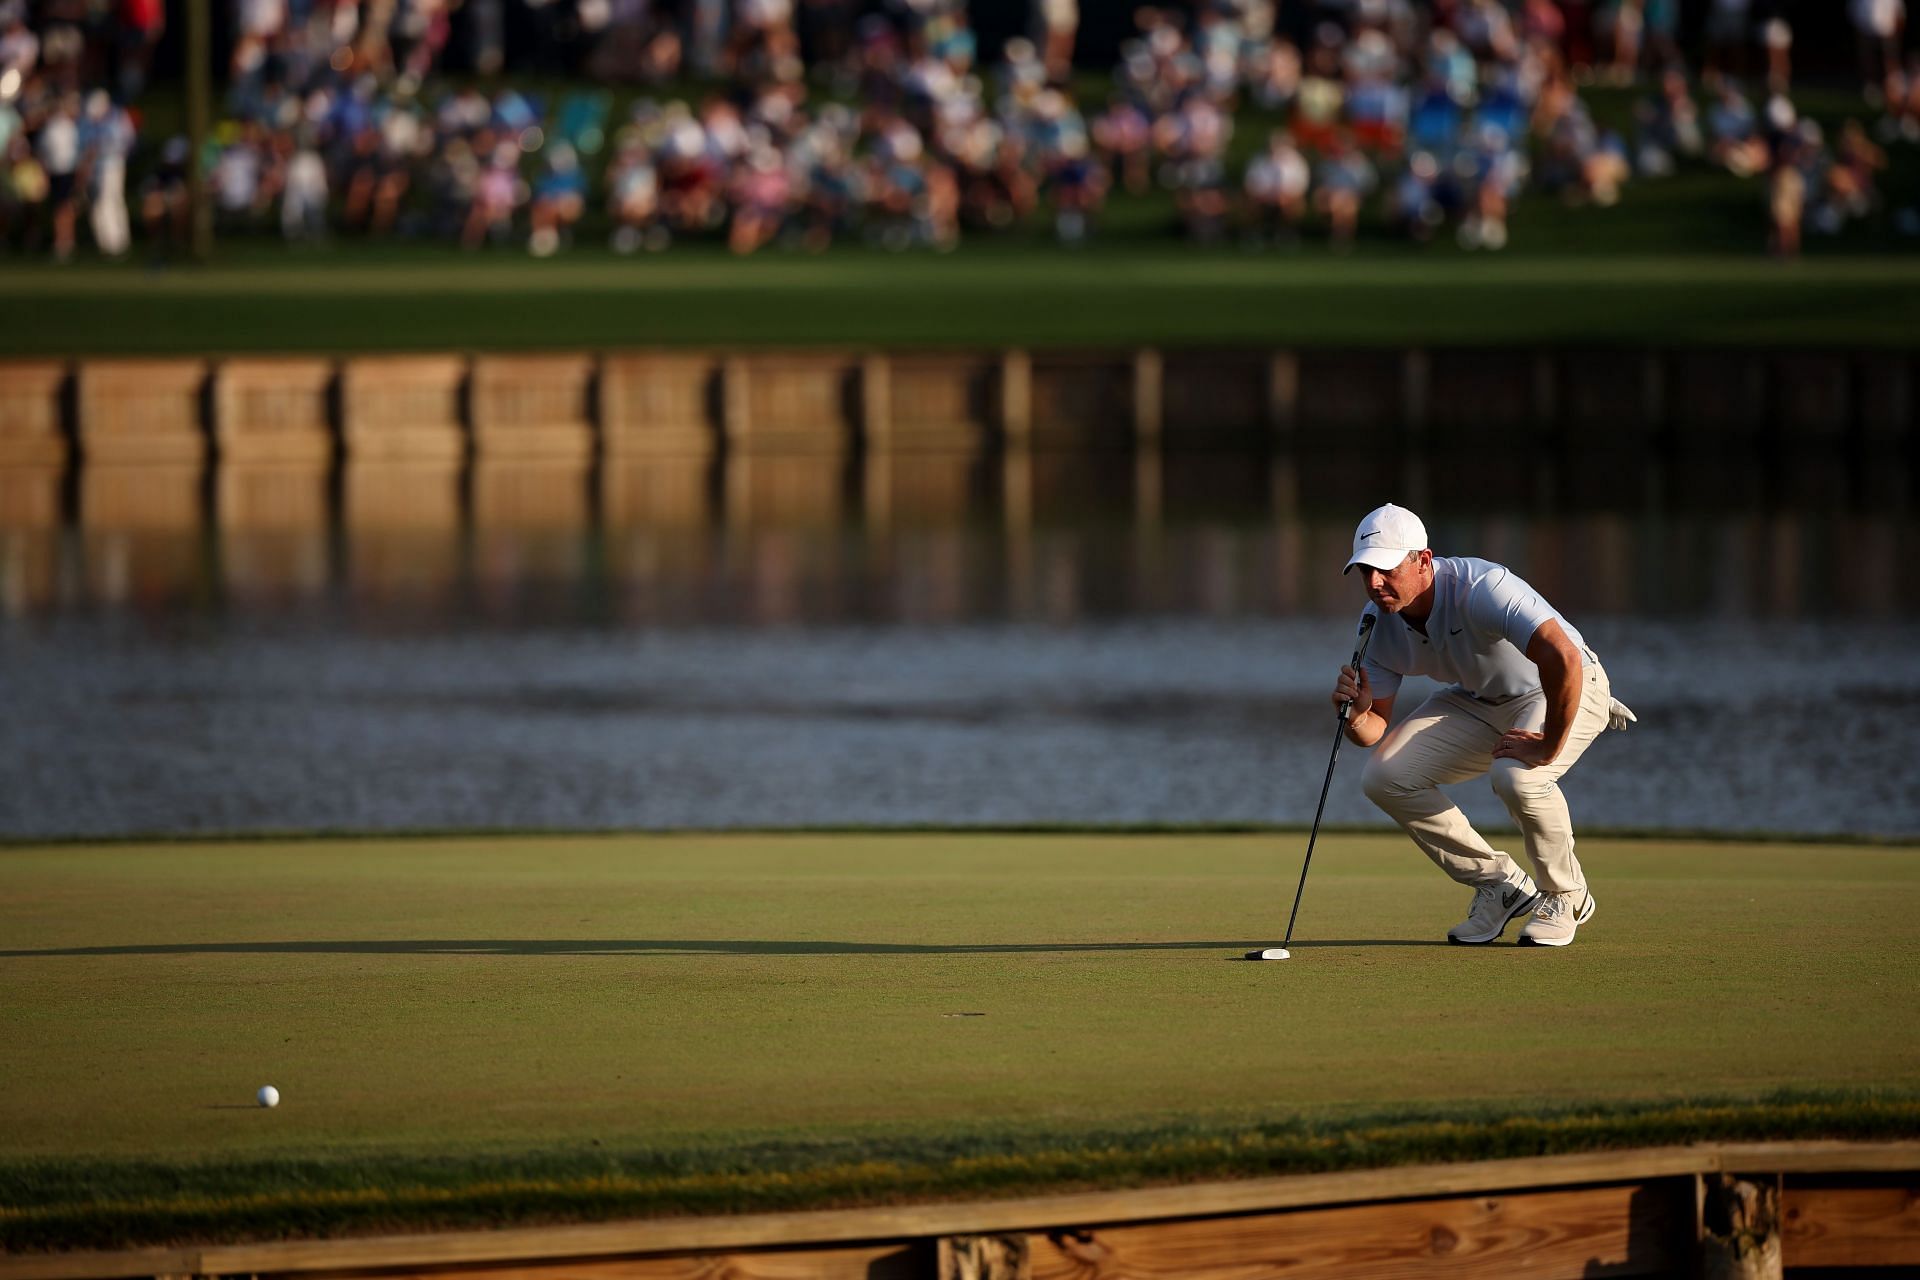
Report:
1,0,1917,260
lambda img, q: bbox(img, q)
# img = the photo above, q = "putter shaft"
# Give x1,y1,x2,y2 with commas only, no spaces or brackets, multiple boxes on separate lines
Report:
1276,614,1377,952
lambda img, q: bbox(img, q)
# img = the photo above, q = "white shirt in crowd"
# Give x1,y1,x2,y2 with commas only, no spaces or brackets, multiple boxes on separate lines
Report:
1246,145,1309,200
1852,0,1905,37
37,109,77,175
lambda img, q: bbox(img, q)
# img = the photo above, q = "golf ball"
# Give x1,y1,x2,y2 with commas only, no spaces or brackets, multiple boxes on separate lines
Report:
257,1085,280,1108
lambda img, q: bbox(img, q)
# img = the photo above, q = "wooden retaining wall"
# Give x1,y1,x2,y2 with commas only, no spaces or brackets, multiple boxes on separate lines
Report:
212,360,334,466
1,350,1913,479
0,361,69,467
2,1142,1913,1280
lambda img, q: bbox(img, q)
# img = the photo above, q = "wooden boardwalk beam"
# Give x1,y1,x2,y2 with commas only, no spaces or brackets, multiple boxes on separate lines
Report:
4,1144,1916,1280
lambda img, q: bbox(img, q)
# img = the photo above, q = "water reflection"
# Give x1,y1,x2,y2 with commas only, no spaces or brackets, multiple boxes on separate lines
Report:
1,444,1914,625
77,464,206,610
0,466,61,616
343,461,464,607
219,465,332,603
5,439,1918,839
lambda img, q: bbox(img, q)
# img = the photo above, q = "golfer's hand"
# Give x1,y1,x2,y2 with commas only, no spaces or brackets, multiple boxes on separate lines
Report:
1492,729,1554,766
1333,665,1372,718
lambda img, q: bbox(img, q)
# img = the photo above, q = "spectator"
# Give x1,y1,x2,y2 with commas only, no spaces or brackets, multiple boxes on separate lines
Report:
1033,0,1075,83
462,141,523,248
1244,33,1300,113
37,90,79,260
213,124,267,231
1,4,38,90
1244,127,1311,243
281,127,328,241
1091,93,1150,195
1708,80,1769,177
4,130,48,249
1768,123,1808,256
1043,128,1102,245
1852,0,1908,105
1387,147,1445,241
1600,0,1643,86
1827,118,1887,224
1292,36,1345,152
1455,0,1519,67
1457,122,1526,247
1761,14,1792,96
80,88,130,255
1314,129,1374,249
1703,0,1751,91
139,133,188,260
794,106,861,246
1896,52,1920,141
2,0,1888,263
1641,0,1681,75
1521,0,1565,76
36,0,81,93
606,129,662,252
1634,67,1701,176
725,141,787,253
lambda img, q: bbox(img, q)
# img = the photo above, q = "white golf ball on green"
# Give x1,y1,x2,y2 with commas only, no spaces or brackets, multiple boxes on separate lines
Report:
257,1085,280,1108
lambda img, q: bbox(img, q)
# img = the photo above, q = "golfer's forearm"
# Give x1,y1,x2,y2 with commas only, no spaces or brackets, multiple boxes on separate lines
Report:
1345,707,1386,747
1527,621,1582,761
1540,694,1576,759
1536,660,1579,759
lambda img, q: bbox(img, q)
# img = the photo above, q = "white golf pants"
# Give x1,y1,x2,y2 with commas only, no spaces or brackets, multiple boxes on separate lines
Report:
1359,655,1614,895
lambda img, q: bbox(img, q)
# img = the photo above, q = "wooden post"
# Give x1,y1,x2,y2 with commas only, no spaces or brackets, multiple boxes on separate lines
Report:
1700,1174,1784,1280
721,356,751,453
1268,350,1300,438
1132,348,1162,448
862,353,892,454
999,350,1031,449
937,1234,1029,1280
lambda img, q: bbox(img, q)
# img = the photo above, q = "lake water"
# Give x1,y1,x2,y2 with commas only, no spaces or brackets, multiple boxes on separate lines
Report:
3,446,1916,839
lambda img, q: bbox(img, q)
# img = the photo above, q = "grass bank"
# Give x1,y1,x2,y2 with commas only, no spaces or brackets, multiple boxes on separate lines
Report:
6,251,1920,352
3,832,1916,1249
4,1092,1915,1252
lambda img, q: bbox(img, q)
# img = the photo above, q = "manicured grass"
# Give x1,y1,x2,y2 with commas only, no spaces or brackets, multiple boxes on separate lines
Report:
2,832,1916,1247
7,250,1920,353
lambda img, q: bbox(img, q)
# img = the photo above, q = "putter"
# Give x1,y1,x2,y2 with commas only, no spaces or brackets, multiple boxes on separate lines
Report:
1247,612,1378,961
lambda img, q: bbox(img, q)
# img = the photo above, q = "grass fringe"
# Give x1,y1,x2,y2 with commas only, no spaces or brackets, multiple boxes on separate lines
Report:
4,1089,1916,1253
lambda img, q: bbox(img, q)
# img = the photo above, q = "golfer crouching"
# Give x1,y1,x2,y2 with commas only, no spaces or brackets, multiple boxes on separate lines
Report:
1333,503,1634,947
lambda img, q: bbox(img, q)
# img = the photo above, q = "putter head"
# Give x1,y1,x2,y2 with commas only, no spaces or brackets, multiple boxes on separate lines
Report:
1246,947,1290,961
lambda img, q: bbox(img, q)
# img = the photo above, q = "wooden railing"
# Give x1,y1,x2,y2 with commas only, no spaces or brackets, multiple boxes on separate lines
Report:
3,1142,1916,1280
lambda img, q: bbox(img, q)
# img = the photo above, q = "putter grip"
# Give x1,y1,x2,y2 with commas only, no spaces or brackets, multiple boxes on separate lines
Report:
1337,613,1378,724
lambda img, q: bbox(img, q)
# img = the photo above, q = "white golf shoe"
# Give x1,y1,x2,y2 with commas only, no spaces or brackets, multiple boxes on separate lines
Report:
1518,889,1597,947
1447,875,1541,945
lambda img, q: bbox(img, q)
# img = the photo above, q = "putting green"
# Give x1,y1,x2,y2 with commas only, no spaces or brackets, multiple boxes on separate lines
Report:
4,832,1916,1161
3,832,1917,1248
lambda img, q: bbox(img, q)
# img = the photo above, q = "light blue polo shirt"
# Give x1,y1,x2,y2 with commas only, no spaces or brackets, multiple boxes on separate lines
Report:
1359,557,1587,704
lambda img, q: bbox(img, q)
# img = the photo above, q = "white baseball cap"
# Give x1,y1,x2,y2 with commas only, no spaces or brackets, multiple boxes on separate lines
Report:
1343,503,1428,574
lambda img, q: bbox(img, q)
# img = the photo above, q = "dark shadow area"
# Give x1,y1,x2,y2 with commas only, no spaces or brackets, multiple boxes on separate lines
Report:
2,938,1321,958
1582,1179,1695,1278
